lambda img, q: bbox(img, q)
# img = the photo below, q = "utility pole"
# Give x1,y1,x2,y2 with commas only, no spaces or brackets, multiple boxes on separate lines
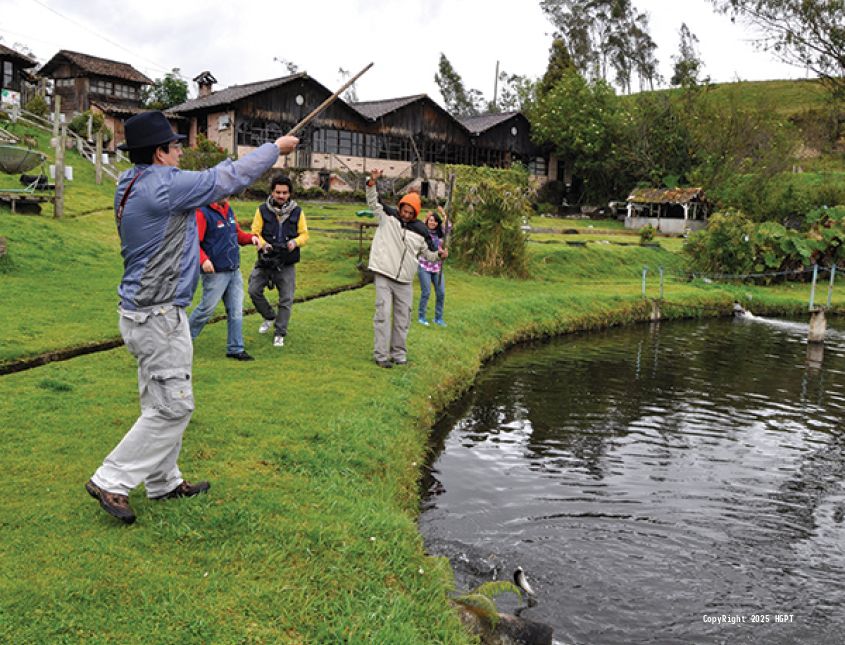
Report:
492,60,500,109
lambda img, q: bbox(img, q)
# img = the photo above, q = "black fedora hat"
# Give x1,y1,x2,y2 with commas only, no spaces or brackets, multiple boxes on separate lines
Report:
118,110,187,151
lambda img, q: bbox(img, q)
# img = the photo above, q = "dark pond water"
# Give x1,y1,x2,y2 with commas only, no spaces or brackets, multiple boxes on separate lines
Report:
420,316,845,645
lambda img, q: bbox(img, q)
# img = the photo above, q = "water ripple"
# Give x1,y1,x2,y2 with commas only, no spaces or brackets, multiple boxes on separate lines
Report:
421,318,845,644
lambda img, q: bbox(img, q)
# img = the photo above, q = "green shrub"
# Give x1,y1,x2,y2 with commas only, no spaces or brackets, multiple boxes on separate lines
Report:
67,110,112,143
684,211,761,276
180,134,229,170
23,94,49,118
639,224,655,244
535,179,566,209
683,207,845,279
713,171,845,223
447,164,531,277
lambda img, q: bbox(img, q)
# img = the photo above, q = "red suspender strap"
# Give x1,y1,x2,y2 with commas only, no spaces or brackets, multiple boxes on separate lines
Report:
115,169,146,227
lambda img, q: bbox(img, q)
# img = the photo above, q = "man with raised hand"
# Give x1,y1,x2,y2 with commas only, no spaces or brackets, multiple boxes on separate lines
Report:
85,110,298,524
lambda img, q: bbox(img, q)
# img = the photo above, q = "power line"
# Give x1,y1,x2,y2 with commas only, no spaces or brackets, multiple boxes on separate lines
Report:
28,0,171,75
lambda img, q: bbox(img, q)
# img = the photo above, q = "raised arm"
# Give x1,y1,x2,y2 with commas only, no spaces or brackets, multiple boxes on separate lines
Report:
169,136,299,213
365,168,386,221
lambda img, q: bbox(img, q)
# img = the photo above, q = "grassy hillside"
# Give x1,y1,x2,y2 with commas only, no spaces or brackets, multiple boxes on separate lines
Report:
635,78,834,118
0,119,129,216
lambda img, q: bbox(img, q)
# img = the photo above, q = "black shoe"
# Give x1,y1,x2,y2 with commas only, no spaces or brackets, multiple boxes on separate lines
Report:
375,359,393,369
151,480,211,500
226,351,254,361
392,358,408,365
85,480,136,524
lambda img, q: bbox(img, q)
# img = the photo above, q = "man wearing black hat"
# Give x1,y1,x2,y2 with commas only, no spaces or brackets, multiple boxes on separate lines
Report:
85,110,298,524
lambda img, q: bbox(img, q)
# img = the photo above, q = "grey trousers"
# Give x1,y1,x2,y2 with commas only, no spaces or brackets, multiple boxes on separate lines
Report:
248,264,296,337
91,305,194,497
373,273,412,363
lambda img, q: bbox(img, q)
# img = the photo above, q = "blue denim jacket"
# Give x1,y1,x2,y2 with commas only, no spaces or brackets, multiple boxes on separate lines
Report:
116,143,279,310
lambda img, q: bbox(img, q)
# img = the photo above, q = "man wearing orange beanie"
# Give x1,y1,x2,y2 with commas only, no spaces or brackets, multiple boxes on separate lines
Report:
366,169,447,367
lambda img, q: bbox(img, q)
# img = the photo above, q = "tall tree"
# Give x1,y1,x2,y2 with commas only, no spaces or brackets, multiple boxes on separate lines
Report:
710,0,845,99
530,67,623,200
434,53,484,116
273,58,299,74
670,23,705,87
337,67,358,103
538,38,576,98
142,68,188,110
630,23,661,90
490,70,538,113
540,0,660,91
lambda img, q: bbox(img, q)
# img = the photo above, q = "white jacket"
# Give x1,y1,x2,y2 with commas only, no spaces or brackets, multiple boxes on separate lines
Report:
366,184,441,283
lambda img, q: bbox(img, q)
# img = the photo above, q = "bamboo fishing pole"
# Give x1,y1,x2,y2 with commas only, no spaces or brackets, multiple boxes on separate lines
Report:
286,62,373,137
441,172,456,249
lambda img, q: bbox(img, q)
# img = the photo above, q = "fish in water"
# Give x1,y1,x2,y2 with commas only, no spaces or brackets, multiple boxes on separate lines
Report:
513,566,535,597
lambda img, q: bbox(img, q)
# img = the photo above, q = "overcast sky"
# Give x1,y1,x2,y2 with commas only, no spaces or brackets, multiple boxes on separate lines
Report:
1,0,811,105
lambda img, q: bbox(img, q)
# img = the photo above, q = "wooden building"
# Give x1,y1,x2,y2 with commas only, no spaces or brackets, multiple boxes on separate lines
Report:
0,44,38,108
39,50,153,150
171,72,365,172
625,187,710,234
170,71,551,189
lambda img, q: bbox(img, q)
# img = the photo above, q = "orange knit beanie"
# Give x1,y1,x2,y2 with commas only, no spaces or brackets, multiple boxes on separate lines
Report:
398,192,421,218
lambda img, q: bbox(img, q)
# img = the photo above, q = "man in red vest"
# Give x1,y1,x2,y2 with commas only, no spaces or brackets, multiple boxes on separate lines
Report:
189,198,261,360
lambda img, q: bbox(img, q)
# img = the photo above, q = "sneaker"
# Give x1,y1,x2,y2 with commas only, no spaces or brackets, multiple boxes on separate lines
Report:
375,359,393,368
434,318,447,327
418,317,430,326
226,351,254,361
393,358,408,365
259,320,273,334
150,480,211,500
273,335,285,347
85,480,136,524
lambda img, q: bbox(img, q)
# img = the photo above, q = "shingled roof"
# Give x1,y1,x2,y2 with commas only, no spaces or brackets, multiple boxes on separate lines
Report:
0,43,38,68
350,94,427,120
458,111,522,134
627,187,707,204
39,50,152,84
169,73,308,112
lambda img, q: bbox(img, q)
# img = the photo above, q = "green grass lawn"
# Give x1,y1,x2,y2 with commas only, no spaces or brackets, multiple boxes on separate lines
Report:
528,216,627,231
0,242,823,643
0,199,366,365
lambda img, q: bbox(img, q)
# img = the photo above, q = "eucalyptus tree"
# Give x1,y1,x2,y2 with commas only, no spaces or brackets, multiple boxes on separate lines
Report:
540,0,660,92
434,53,485,117
490,71,538,113
670,23,705,87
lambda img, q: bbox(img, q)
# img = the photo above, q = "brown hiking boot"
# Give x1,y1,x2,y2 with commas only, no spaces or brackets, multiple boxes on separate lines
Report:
85,480,136,524
151,480,210,500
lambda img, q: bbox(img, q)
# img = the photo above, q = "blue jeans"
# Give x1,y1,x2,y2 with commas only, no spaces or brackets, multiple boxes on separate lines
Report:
417,266,445,320
189,270,245,354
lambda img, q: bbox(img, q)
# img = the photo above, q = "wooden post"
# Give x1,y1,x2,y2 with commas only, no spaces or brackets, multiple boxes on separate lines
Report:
808,307,826,344
650,299,661,321
54,125,66,219
52,95,61,141
95,131,103,185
